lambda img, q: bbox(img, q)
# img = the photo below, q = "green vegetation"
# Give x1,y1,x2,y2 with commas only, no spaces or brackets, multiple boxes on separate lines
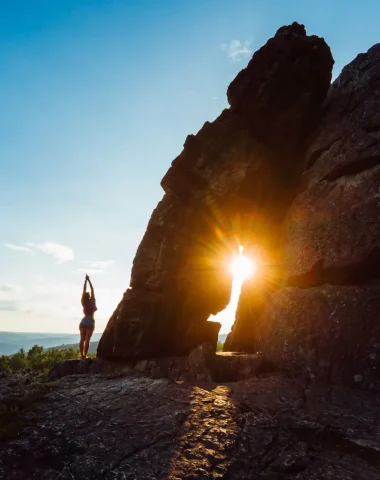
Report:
0,344,81,375
216,341,223,352
47,340,99,355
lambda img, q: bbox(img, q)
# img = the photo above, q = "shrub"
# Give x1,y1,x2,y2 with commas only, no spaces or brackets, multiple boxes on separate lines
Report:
8,348,27,371
0,345,82,376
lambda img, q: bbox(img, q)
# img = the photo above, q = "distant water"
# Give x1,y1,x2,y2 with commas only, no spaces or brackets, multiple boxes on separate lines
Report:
0,331,102,356
0,331,228,356
218,333,227,344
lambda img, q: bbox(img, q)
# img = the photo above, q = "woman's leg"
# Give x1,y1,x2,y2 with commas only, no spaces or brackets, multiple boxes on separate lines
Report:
79,327,86,359
84,328,93,358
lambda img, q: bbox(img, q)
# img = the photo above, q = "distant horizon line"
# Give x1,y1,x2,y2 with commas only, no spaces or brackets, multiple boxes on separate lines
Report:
0,330,228,337
0,330,103,335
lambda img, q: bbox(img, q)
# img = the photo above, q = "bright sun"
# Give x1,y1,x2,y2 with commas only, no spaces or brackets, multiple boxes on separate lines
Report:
231,246,255,281
208,245,256,334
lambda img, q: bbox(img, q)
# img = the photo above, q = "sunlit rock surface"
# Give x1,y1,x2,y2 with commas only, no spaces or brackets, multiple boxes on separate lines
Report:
224,273,273,353
49,349,273,383
98,22,333,359
1,370,379,479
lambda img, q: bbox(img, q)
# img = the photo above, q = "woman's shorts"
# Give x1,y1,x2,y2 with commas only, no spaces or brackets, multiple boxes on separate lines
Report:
79,317,95,330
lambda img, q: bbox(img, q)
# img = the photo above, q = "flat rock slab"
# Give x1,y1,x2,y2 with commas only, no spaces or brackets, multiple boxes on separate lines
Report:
49,352,274,384
1,373,380,479
212,352,272,382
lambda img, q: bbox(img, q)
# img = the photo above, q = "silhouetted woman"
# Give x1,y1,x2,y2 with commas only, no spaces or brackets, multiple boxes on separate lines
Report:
79,274,97,359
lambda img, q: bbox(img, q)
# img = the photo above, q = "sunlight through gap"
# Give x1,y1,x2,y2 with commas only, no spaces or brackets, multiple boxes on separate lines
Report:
208,246,256,335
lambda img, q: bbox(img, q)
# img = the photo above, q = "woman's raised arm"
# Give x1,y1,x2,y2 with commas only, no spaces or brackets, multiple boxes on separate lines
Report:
88,276,95,299
82,276,88,300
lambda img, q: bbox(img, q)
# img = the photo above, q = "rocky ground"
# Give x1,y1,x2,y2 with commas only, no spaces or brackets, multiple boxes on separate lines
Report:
1,368,380,479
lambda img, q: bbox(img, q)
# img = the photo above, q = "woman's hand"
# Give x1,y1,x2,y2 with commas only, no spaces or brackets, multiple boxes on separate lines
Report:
85,274,90,281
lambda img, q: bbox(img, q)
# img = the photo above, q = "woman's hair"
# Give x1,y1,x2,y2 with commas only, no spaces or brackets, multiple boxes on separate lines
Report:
83,292,91,301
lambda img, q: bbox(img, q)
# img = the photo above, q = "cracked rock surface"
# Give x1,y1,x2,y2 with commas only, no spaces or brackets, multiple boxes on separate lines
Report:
1,372,380,479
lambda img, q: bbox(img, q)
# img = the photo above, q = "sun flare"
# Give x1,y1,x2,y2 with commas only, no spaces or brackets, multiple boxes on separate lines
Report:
231,246,255,281
208,245,257,336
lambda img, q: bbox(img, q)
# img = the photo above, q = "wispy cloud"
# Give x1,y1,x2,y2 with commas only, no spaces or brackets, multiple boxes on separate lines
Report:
4,243,35,254
74,259,115,276
0,283,23,302
221,39,252,61
27,242,74,263
0,283,21,311
0,283,16,293
0,300,19,311
34,281,79,296
86,260,114,270
4,242,74,263
75,268,106,276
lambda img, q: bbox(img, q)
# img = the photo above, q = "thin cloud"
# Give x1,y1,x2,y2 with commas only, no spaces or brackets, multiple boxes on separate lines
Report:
73,259,115,276
4,242,73,263
34,281,79,296
221,39,252,61
0,284,22,311
0,283,22,300
74,268,105,275
27,242,74,263
0,300,19,311
96,287,124,294
4,243,35,254
0,283,16,293
86,260,115,270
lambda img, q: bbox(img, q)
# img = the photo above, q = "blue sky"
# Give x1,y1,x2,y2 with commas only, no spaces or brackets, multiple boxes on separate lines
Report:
1,0,380,333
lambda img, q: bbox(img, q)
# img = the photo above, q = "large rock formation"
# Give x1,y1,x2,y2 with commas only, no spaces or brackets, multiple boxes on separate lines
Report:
285,44,380,284
98,22,333,359
98,21,380,389
253,43,380,386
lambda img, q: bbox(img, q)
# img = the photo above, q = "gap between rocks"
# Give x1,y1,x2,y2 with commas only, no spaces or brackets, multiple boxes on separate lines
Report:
321,154,380,182
288,250,380,288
